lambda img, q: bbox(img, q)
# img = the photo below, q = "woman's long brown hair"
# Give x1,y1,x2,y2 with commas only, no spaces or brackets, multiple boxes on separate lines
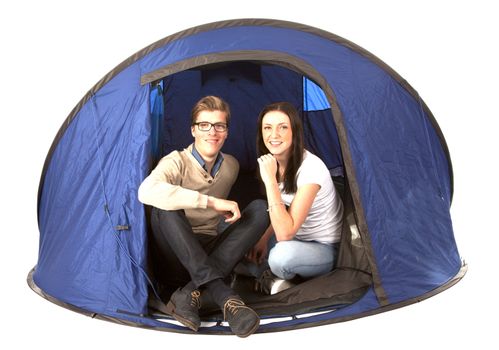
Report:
256,102,304,194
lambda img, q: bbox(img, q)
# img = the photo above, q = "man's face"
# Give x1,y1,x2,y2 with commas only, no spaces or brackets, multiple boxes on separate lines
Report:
191,110,228,160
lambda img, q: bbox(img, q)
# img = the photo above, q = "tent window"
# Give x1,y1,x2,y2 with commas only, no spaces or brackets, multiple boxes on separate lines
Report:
201,62,262,85
303,77,330,111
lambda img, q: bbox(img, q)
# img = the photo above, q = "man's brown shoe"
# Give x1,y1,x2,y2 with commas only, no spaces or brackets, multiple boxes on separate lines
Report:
223,297,259,337
165,288,201,331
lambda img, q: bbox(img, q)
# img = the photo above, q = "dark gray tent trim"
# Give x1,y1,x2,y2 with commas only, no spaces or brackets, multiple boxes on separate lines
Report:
38,19,453,219
141,18,454,199
27,263,466,334
140,49,389,305
34,18,455,322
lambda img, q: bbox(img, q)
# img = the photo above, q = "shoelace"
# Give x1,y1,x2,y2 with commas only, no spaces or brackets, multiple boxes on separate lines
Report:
223,298,246,320
254,270,275,294
190,290,201,309
253,279,268,294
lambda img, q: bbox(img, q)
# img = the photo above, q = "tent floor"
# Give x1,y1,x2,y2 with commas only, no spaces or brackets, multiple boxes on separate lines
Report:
148,267,372,320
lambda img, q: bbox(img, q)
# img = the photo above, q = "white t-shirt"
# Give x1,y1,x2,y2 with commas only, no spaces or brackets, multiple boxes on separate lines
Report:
279,150,343,244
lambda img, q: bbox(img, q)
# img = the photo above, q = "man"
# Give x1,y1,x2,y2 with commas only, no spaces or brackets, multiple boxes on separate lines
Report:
138,96,268,337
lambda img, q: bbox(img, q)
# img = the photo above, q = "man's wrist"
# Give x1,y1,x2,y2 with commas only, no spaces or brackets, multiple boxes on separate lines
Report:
199,194,210,209
206,195,216,208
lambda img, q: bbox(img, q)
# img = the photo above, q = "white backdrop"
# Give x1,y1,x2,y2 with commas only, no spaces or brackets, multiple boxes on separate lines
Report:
1,0,497,348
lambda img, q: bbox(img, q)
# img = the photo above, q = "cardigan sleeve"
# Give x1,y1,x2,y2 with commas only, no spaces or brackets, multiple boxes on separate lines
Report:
138,153,209,210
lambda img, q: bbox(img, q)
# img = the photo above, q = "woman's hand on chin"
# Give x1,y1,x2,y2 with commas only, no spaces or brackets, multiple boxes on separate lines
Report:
257,154,278,185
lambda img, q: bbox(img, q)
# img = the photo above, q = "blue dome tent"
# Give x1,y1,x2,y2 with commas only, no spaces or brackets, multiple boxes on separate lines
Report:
28,19,466,334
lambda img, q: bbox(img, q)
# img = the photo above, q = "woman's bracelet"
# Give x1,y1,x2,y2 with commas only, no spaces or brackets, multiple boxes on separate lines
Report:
267,201,285,212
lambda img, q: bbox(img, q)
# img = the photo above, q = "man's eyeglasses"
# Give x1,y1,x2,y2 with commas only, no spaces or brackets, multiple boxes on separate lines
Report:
193,122,228,132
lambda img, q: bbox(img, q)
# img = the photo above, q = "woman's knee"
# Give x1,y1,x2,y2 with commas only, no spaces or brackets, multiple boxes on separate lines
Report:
268,240,336,279
268,242,299,279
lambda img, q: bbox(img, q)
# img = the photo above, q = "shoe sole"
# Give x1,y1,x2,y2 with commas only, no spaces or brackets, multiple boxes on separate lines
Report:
237,319,260,338
234,310,260,338
165,300,199,332
271,279,295,294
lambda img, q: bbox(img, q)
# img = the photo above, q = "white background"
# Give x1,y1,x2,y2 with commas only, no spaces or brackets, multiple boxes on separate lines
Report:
1,0,497,348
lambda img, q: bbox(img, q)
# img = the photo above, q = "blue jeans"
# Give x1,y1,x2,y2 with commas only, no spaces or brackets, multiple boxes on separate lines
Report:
268,239,339,280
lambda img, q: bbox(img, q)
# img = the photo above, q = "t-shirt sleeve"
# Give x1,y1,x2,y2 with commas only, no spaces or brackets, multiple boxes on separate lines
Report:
296,154,330,189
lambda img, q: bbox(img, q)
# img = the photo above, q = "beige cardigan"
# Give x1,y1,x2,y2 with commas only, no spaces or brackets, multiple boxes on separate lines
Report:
138,144,239,235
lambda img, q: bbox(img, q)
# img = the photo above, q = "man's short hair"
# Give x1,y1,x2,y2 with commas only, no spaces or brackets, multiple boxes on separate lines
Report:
191,96,231,125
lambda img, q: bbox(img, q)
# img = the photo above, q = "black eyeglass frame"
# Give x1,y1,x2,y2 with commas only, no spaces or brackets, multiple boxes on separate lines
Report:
193,122,228,132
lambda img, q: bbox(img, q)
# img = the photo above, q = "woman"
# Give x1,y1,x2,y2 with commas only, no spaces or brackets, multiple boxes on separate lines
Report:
247,102,343,294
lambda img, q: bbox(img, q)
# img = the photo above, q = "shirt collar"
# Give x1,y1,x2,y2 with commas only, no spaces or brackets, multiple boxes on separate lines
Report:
191,145,224,177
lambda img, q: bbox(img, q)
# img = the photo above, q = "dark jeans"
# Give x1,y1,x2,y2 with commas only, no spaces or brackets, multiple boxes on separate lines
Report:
149,199,269,292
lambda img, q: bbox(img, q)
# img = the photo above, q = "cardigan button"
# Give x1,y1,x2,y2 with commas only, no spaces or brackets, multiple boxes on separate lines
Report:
208,180,213,184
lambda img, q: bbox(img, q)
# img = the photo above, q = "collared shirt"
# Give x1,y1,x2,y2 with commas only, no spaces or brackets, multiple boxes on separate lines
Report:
191,145,224,177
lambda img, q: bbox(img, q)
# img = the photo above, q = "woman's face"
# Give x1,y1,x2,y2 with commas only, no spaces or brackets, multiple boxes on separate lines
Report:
261,110,293,159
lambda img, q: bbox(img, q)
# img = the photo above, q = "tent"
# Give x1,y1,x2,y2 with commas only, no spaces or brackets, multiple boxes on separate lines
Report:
28,19,466,334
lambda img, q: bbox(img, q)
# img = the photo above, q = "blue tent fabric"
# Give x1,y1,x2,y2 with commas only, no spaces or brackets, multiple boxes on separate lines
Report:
341,74,459,302
31,19,464,333
303,109,343,173
35,63,152,315
136,23,458,300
